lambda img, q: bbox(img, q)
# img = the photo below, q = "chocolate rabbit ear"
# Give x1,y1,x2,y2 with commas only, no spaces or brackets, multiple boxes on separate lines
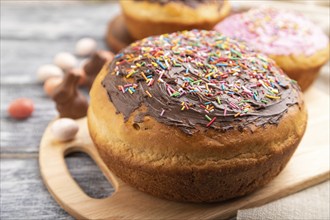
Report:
64,71,81,89
51,72,77,103
84,50,114,89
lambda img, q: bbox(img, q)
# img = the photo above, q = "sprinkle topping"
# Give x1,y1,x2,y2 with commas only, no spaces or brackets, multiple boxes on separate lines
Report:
102,30,300,134
215,7,329,56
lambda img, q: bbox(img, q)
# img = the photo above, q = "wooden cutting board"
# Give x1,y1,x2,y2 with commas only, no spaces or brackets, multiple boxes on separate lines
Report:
39,84,329,220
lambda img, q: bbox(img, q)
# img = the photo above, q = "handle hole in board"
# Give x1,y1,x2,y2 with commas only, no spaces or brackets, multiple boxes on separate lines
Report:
65,152,114,199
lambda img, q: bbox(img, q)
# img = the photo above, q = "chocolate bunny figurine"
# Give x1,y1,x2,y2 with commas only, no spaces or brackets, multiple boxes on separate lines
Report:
51,70,89,119
84,50,113,89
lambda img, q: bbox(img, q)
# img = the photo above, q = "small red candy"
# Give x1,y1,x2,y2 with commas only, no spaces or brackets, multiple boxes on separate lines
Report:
8,98,34,120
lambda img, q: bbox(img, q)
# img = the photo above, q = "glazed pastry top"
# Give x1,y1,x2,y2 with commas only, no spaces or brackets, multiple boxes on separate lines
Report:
215,7,329,56
102,30,300,134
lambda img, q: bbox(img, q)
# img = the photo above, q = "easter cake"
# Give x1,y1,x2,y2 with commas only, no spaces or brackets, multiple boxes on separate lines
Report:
88,30,307,202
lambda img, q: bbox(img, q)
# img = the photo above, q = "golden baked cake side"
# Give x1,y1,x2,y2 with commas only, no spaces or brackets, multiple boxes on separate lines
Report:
268,45,330,91
120,0,231,39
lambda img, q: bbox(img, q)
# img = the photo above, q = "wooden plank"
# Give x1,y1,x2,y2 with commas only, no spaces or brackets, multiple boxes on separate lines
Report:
0,2,120,84
1,2,120,41
0,84,57,152
0,154,114,220
1,39,85,84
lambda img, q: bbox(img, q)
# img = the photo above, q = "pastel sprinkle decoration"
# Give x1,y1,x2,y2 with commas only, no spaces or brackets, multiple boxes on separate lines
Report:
214,7,329,56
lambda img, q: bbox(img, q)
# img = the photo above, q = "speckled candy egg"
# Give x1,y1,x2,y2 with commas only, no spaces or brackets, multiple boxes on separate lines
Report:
37,64,64,83
53,52,77,70
75,38,97,56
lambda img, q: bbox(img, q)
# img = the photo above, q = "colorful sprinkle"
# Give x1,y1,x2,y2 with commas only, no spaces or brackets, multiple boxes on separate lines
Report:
206,117,217,127
205,115,212,121
146,90,152,98
160,109,165,116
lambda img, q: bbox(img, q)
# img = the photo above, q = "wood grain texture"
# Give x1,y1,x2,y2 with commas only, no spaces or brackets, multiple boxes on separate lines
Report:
39,85,329,220
0,154,114,220
1,84,56,152
1,2,120,83
1,2,120,41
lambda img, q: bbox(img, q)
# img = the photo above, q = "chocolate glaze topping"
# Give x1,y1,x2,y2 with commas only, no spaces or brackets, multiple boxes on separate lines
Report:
134,0,223,8
102,30,300,135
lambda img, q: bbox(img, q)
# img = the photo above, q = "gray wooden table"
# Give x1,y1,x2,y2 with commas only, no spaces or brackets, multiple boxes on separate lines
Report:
1,2,119,219
1,1,329,220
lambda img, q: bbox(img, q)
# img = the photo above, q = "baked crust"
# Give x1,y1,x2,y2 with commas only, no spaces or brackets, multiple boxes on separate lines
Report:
269,45,330,91
88,65,308,202
120,0,231,40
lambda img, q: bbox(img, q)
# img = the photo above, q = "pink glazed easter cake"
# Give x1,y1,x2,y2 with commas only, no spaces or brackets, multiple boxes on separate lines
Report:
215,7,329,91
